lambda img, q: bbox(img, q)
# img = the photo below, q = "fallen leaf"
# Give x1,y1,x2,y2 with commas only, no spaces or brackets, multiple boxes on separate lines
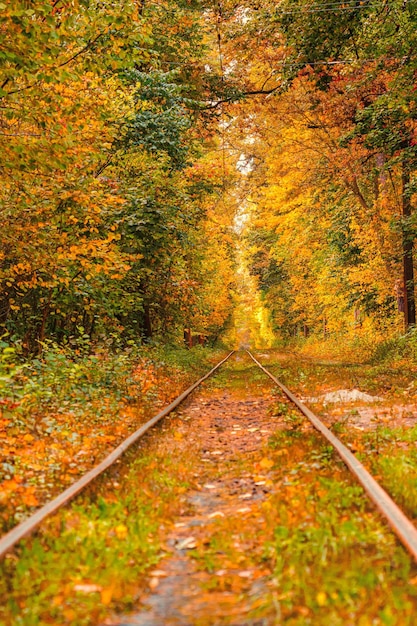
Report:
101,584,115,605
149,570,168,577
176,537,197,550
115,524,128,540
316,591,327,606
149,577,159,590
74,584,102,594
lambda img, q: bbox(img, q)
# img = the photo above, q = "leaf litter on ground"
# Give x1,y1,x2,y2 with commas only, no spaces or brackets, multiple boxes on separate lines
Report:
1,350,417,624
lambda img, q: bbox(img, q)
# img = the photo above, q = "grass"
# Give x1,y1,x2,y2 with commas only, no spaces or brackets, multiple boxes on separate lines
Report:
266,450,416,624
256,347,416,401
2,349,417,625
0,341,224,531
0,440,197,625
190,420,417,625
0,341,229,623
343,425,417,518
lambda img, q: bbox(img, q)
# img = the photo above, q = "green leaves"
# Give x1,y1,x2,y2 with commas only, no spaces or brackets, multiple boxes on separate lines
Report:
121,71,195,169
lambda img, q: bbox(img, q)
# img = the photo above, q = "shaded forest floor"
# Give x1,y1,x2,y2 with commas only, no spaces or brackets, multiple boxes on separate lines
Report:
2,350,417,624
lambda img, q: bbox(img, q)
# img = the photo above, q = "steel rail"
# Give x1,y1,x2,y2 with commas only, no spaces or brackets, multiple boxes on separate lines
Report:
0,351,235,559
247,350,417,563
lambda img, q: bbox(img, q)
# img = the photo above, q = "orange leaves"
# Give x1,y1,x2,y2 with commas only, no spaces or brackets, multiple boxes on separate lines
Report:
258,457,274,471
21,488,39,508
132,361,158,396
0,349,200,531
0,478,22,504
0,476,38,508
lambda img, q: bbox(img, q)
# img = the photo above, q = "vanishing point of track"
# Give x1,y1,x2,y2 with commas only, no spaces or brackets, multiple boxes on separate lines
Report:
1,349,417,565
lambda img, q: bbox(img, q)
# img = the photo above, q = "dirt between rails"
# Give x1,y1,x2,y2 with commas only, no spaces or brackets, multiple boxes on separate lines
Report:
104,383,295,625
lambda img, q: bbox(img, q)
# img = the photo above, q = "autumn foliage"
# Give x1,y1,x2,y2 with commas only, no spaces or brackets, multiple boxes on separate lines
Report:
0,0,235,350
212,0,417,344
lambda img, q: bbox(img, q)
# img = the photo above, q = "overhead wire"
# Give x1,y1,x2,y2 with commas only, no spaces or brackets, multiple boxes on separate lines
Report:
276,56,410,67
274,6,383,15
290,0,374,5
272,0,382,8
264,0,389,15
282,0,375,5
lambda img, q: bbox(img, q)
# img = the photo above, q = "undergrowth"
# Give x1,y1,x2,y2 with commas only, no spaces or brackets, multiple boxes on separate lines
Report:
188,396,417,625
279,322,417,369
265,432,417,625
0,338,223,531
0,446,194,626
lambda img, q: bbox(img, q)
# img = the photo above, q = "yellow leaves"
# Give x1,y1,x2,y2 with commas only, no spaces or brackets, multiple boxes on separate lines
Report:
114,524,128,540
316,591,327,607
101,583,116,605
258,457,274,470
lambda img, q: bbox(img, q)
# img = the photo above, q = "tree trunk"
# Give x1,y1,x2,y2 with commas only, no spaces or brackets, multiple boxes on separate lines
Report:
402,161,415,328
184,328,192,348
143,303,153,339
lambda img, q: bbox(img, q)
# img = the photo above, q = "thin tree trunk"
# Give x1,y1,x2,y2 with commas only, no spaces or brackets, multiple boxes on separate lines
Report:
143,303,153,339
402,161,415,328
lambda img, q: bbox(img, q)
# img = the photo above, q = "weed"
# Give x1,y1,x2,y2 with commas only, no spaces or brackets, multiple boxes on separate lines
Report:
0,342,222,531
263,433,417,624
309,445,335,467
0,444,197,625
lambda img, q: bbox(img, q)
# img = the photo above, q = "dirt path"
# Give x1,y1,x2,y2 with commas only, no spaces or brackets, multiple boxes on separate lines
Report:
107,379,282,626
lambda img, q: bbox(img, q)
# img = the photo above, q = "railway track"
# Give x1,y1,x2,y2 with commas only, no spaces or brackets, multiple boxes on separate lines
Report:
1,350,417,624
1,349,417,562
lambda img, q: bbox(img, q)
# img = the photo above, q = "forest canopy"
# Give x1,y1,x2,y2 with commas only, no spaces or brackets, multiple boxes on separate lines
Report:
1,0,417,350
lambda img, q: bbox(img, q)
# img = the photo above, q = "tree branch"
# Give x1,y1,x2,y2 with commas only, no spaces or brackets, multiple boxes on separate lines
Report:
197,86,280,111
1,33,105,99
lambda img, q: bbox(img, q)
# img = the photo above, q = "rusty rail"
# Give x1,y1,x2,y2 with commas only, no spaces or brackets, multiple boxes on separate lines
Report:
0,351,234,559
247,350,417,563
